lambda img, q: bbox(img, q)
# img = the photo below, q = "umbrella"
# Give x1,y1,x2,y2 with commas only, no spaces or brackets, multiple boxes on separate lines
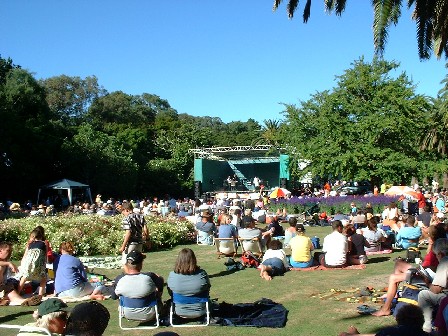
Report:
384,186,414,196
269,187,291,199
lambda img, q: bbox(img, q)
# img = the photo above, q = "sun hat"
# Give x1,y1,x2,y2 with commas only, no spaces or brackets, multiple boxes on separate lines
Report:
37,298,70,317
126,250,146,265
64,301,110,336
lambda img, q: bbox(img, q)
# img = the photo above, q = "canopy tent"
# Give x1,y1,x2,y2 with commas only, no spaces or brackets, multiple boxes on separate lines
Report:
37,179,93,206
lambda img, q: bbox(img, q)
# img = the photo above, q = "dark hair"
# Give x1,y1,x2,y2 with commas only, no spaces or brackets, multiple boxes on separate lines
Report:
332,220,343,231
0,241,12,260
344,224,356,236
59,242,75,255
406,216,416,227
395,304,424,328
268,239,283,250
424,205,430,212
121,202,133,212
34,226,46,241
288,217,297,227
30,228,44,241
429,224,446,241
174,248,199,275
367,218,377,231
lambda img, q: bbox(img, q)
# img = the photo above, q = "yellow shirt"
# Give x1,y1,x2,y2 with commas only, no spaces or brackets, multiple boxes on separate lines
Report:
289,234,312,262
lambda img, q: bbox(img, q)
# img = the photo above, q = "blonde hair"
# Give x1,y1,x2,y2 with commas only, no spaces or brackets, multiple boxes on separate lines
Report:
32,310,68,329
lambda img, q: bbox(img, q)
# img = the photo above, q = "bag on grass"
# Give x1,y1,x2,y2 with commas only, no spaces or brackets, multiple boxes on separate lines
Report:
241,251,261,268
393,283,420,316
406,247,421,263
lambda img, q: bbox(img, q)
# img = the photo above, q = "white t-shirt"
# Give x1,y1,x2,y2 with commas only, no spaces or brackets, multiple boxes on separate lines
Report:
322,231,348,266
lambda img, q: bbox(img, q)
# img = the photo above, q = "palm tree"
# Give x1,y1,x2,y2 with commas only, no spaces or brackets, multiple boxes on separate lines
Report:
252,119,282,146
272,0,448,60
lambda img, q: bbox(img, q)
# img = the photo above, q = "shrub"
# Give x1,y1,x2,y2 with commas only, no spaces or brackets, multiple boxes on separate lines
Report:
0,214,195,259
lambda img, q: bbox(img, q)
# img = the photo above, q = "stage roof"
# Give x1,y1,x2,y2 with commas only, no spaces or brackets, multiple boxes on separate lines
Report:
189,145,283,161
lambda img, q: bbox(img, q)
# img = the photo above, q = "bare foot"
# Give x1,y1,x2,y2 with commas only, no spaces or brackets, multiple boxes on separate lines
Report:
261,271,272,281
259,265,266,277
347,326,360,334
372,309,391,317
90,294,105,300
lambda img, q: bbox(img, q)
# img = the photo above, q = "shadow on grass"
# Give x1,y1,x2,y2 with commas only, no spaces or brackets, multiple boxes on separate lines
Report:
208,269,245,278
367,256,391,264
339,314,395,334
0,311,32,324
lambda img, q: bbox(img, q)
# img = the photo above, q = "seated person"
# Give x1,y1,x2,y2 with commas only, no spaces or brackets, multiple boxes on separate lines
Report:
167,248,210,318
362,218,386,253
283,217,298,247
345,224,369,265
288,224,314,268
339,304,430,336
395,216,422,249
321,220,348,267
195,211,216,245
239,218,265,251
0,241,41,306
262,215,284,246
351,210,366,229
64,301,110,336
259,240,289,281
18,298,69,335
218,214,238,239
54,242,106,300
373,224,446,317
112,251,163,321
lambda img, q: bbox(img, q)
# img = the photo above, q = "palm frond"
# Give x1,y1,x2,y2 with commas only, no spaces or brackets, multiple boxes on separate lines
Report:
303,0,312,22
432,0,448,59
372,0,402,58
412,0,435,59
272,0,283,12
287,0,300,19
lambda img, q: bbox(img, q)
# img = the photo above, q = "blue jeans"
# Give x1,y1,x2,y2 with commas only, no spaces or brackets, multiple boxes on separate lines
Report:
58,281,104,298
262,258,286,276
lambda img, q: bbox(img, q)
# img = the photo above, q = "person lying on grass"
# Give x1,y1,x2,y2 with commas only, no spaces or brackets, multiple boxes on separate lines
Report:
259,239,289,281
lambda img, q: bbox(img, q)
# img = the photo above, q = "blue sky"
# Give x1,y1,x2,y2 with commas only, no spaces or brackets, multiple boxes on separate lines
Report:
1,1,446,123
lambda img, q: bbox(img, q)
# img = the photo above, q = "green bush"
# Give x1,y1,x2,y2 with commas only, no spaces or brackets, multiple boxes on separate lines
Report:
0,215,195,259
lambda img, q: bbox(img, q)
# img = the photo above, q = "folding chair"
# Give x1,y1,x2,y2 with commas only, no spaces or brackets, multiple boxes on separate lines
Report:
118,295,159,330
196,230,214,245
169,292,210,327
214,237,237,258
238,236,263,258
0,324,51,335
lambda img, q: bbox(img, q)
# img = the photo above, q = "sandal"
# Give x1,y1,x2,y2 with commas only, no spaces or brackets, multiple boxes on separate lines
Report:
0,298,10,306
21,295,42,306
357,304,377,315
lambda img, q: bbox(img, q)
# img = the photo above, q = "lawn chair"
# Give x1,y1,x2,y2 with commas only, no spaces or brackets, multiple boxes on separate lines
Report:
238,236,263,258
214,237,238,258
118,295,160,330
169,292,210,327
0,324,51,335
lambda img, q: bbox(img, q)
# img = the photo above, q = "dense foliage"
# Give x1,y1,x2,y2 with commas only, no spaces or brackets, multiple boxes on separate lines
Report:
0,215,195,259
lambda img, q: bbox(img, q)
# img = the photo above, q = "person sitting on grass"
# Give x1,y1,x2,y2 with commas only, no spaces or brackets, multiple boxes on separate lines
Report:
395,216,422,249
259,239,289,281
0,241,41,306
339,304,430,336
373,224,446,317
288,224,314,268
345,224,369,265
54,242,106,300
362,218,386,253
283,217,298,247
321,220,348,268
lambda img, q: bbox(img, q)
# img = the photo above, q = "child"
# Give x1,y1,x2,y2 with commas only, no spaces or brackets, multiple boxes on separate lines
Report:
259,239,289,281
0,241,41,305
17,228,47,296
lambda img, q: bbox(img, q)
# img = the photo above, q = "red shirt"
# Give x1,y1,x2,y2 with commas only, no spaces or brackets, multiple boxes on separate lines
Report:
422,250,438,269
417,192,426,209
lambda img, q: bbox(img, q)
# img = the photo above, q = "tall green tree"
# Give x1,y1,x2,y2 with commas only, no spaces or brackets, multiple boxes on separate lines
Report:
273,0,448,59
283,58,430,184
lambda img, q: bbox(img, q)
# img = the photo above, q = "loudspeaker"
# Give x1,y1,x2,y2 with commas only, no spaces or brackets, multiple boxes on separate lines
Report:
280,178,288,189
194,181,202,199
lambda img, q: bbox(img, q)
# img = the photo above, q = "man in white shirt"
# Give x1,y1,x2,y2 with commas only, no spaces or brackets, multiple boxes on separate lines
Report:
322,220,348,267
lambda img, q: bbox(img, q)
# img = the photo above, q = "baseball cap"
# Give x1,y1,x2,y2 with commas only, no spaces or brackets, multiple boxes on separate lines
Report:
37,298,70,317
126,250,146,265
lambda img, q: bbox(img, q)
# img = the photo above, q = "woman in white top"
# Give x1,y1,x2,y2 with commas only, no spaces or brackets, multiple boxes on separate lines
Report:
381,202,399,231
259,240,289,280
362,218,386,252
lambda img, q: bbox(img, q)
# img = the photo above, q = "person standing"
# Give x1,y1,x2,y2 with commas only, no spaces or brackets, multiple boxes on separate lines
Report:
119,202,148,264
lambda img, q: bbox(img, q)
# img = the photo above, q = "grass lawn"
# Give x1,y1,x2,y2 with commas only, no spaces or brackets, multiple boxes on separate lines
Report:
0,226,416,335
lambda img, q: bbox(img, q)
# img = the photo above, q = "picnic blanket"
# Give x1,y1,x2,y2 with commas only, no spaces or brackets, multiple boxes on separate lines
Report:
213,298,288,328
366,249,393,255
290,264,366,271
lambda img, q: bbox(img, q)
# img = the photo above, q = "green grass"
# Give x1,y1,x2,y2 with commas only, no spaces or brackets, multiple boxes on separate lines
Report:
0,226,413,335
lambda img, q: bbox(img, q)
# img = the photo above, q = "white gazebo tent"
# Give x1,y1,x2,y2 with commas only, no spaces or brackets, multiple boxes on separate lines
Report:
37,179,93,206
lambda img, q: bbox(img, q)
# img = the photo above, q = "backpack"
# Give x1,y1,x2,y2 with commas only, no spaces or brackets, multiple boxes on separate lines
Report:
241,251,261,268
406,247,421,263
393,283,420,316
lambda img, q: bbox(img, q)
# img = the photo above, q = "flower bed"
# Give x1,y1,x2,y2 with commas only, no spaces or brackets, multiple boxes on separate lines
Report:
0,215,195,258
268,195,399,216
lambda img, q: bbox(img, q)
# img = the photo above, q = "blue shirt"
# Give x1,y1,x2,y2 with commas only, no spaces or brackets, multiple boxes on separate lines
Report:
396,226,422,249
54,254,87,294
218,224,237,238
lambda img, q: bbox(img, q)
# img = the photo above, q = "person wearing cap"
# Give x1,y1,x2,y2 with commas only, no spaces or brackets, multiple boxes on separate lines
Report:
64,301,110,336
119,202,148,264
18,298,70,336
111,250,164,321
195,211,216,245
288,224,315,268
